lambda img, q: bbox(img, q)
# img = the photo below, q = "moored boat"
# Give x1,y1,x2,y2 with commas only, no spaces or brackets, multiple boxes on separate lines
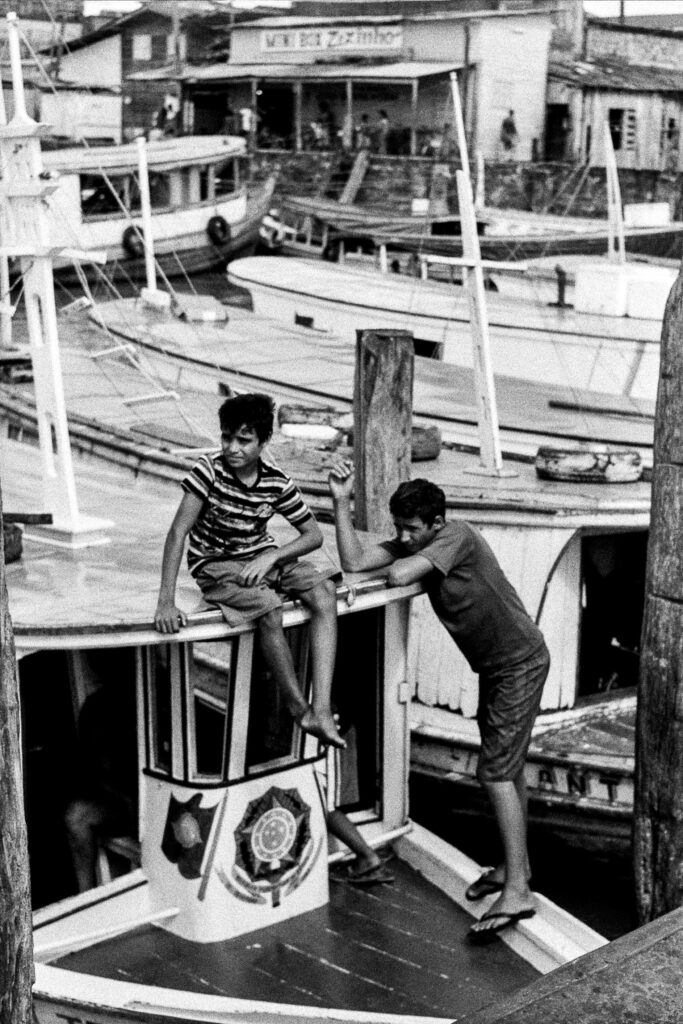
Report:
42,135,275,279
228,254,668,403
1,441,604,1023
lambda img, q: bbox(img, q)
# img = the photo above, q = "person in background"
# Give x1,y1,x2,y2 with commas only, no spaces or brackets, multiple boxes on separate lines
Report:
377,109,390,155
327,464,550,943
499,109,518,160
64,664,138,893
355,113,371,152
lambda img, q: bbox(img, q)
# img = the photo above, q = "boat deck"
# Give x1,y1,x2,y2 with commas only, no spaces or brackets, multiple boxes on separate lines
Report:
8,293,657,458
532,692,635,767
53,858,538,1020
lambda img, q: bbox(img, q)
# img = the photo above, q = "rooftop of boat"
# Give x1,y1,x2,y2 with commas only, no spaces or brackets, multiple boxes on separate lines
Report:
45,856,538,1021
1,291,656,478
0,319,651,540
228,255,663,344
42,134,246,176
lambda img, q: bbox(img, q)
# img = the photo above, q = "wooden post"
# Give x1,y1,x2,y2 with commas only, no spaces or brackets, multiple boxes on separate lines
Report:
0,478,34,1022
293,81,302,152
634,267,683,923
410,79,418,157
353,329,413,534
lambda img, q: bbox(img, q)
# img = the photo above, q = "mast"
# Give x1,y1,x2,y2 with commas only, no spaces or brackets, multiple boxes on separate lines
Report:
604,121,626,264
0,13,109,546
449,72,514,477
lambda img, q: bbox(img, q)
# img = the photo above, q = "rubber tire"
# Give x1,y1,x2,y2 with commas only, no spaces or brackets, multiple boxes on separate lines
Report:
122,224,144,258
207,215,230,246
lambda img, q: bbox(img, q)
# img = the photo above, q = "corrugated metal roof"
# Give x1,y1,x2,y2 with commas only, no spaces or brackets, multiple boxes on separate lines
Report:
549,56,683,94
130,60,461,83
239,8,544,27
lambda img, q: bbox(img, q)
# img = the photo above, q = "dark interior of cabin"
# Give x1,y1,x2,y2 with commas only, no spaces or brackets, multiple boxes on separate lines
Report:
578,531,648,699
20,647,137,909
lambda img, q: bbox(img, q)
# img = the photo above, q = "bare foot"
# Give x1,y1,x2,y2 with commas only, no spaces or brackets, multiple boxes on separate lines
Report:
298,707,346,748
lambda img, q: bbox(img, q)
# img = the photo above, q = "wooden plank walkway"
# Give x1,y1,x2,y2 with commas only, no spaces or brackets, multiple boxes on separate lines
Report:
460,905,683,1024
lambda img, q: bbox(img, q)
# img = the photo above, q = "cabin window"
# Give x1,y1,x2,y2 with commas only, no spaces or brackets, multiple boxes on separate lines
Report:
245,626,304,772
145,645,174,774
578,532,647,698
81,174,128,217
149,173,171,209
214,159,237,196
608,108,637,153
186,641,234,783
199,166,212,202
333,610,383,817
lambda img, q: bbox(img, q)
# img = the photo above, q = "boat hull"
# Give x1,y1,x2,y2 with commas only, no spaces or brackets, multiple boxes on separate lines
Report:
228,256,663,403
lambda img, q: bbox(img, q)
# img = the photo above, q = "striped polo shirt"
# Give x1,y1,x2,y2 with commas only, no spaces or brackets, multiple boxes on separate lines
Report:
182,451,312,576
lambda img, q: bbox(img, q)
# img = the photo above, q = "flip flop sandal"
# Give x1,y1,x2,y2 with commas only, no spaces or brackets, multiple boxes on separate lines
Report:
329,849,395,882
467,908,536,945
465,868,504,901
346,861,395,886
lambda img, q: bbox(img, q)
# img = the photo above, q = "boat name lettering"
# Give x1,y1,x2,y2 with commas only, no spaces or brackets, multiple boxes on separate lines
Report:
533,766,627,803
261,25,403,53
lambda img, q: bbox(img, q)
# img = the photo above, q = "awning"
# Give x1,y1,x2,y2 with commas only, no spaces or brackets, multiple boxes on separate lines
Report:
130,61,462,85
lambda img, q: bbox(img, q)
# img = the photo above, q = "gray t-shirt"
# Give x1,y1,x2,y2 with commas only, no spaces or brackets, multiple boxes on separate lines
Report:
382,520,545,674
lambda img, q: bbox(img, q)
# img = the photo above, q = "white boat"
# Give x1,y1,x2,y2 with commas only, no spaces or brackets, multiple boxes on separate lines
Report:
0,288,650,853
0,441,603,1024
227,254,671,404
41,135,275,279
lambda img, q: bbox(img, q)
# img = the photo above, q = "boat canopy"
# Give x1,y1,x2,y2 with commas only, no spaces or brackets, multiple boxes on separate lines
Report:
43,135,246,176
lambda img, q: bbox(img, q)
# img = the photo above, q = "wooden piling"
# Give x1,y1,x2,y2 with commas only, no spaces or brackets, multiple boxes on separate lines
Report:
634,268,683,923
0,479,34,1022
353,329,414,534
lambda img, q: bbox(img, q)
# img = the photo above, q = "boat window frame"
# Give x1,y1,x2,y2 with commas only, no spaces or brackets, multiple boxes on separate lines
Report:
80,172,132,222
243,621,310,777
183,640,236,785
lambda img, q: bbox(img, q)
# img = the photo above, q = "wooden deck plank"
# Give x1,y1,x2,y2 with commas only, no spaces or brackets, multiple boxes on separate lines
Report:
55,860,537,1020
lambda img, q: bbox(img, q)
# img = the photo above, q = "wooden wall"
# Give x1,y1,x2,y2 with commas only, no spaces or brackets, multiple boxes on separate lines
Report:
408,524,581,717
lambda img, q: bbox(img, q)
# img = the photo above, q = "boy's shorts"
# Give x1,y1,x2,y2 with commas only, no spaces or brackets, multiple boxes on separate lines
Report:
476,643,550,784
196,556,339,626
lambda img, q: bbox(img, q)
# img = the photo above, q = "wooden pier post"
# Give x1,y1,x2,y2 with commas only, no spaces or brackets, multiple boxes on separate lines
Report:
0,480,33,1022
634,268,683,923
353,329,414,534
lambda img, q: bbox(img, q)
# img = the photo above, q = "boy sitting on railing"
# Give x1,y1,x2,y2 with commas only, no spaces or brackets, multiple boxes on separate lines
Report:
154,393,344,749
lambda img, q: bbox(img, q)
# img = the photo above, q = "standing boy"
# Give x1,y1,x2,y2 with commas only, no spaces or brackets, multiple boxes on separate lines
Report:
155,393,344,749
328,464,549,941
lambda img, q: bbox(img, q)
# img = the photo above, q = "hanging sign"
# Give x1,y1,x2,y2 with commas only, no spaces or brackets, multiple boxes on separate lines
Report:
261,24,403,54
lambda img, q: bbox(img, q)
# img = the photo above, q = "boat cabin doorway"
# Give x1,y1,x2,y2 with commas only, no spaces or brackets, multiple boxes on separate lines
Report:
578,531,648,699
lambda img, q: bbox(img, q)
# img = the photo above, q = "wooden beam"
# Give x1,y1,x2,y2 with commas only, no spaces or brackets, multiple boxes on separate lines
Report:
353,329,413,534
0,476,33,1022
410,79,418,157
634,267,683,923
293,81,302,153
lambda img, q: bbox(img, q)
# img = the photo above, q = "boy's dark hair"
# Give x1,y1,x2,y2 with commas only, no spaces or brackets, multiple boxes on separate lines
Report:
389,479,446,526
218,393,274,443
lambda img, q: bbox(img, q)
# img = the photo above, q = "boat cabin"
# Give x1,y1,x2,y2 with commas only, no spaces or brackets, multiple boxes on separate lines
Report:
39,135,256,269
20,571,415,939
